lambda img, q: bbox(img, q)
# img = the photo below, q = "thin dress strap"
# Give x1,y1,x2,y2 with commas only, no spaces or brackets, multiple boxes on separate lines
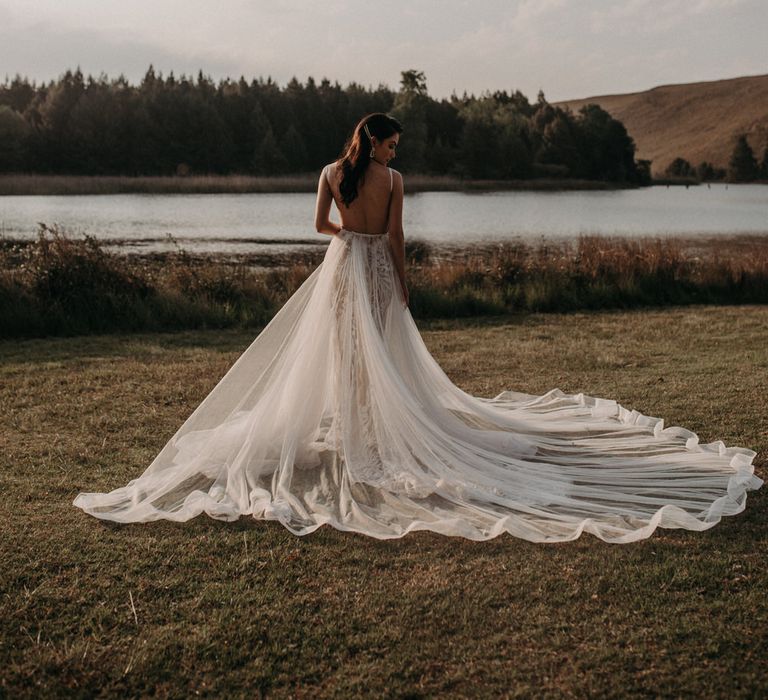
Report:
323,163,331,191
388,167,393,192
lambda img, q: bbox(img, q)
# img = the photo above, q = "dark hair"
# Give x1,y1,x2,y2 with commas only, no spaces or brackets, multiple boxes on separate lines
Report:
333,112,403,207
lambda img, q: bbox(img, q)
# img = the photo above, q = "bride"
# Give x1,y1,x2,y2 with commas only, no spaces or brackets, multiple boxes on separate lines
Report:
73,112,763,543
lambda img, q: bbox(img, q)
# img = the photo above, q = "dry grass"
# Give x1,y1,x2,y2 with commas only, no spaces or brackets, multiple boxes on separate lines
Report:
0,173,625,196
408,234,768,317
1,305,766,697
3,226,768,339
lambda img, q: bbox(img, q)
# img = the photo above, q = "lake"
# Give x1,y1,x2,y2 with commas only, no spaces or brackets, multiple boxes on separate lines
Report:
1,183,766,254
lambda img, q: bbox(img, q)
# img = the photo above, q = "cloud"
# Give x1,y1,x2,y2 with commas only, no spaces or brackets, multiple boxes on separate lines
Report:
588,0,753,34
0,0,765,102
0,12,252,84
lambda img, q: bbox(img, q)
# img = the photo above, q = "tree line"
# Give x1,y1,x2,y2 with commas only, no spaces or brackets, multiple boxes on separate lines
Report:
664,135,768,183
0,67,650,183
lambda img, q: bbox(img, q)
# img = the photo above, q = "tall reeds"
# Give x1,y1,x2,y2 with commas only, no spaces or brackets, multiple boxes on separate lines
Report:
2,225,767,338
408,235,768,316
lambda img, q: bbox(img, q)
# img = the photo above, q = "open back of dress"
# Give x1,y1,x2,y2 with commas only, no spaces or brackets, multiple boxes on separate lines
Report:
324,162,393,235
73,166,762,543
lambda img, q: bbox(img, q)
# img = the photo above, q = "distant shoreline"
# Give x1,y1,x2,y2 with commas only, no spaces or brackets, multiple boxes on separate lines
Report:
0,173,640,196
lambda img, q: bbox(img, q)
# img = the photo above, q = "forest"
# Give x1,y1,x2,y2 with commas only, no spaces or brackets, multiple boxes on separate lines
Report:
0,67,650,183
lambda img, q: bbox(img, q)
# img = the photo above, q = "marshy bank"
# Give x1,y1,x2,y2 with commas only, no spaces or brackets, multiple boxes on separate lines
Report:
0,173,631,196
1,225,767,338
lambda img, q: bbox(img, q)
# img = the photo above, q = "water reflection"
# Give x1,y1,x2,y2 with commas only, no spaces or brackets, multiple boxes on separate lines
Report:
0,184,765,254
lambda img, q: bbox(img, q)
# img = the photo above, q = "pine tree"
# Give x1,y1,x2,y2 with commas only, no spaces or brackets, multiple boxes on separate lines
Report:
665,157,694,178
0,106,29,171
391,70,429,172
696,161,715,181
728,135,758,182
252,126,288,175
279,124,308,172
759,146,768,180
142,64,157,91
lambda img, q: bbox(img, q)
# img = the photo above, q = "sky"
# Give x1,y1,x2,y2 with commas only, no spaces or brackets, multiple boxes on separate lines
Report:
1,0,766,102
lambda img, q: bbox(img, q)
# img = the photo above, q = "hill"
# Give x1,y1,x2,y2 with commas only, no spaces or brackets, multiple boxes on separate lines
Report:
555,73,768,175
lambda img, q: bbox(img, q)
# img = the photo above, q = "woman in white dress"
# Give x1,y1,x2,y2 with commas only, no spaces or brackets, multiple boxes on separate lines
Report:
73,112,763,543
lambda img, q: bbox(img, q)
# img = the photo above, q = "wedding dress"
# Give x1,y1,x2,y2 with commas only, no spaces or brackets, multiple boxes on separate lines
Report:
73,166,763,543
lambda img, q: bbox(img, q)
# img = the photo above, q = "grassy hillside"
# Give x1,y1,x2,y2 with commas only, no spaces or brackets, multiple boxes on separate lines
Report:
556,73,768,175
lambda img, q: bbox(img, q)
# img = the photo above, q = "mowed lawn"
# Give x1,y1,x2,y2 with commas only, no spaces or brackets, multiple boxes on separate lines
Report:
2,305,766,698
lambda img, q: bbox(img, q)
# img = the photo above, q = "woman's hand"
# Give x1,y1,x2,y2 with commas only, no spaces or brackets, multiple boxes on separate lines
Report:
400,280,409,308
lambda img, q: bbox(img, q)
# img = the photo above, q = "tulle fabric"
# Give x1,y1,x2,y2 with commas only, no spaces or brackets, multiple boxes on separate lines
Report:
73,227,763,543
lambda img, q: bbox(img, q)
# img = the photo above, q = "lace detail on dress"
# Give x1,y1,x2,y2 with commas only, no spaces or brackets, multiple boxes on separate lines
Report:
332,230,394,335
317,230,414,491
367,236,395,334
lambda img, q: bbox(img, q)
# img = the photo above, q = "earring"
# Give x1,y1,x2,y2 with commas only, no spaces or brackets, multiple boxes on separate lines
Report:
370,146,375,159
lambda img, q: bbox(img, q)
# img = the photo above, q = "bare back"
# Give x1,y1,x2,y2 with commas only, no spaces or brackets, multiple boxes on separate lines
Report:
324,162,393,235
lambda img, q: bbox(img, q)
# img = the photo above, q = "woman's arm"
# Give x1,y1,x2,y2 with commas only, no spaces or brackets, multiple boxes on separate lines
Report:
386,171,408,307
314,165,342,236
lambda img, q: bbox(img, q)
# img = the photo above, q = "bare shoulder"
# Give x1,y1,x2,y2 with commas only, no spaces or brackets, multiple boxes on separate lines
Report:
389,167,404,187
321,162,338,190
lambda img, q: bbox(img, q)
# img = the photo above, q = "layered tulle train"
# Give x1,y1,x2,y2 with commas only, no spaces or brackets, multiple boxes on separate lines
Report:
73,227,763,543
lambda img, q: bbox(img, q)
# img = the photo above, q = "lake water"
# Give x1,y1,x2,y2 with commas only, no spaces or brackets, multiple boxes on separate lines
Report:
1,184,766,254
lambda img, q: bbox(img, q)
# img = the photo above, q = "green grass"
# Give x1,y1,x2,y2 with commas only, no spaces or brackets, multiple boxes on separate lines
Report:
1,305,766,697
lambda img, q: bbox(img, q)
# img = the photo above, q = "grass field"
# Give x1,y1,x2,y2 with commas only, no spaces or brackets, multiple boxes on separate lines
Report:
2,305,766,697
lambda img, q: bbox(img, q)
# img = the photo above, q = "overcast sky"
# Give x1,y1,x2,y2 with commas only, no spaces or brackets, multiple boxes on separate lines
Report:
1,0,765,102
